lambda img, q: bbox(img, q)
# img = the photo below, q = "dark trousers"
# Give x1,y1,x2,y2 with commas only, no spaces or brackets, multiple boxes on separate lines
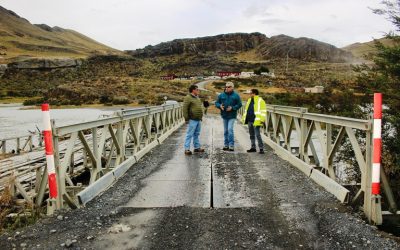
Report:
248,123,263,150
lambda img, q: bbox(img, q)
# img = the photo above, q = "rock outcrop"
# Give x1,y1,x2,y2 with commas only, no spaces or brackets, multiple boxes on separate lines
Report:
128,32,267,57
0,64,7,76
128,33,353,63
34,24,65,32
257,35,353,62
7,58,82,69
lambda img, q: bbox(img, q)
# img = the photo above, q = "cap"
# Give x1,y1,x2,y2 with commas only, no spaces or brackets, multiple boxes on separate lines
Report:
225,82,234,88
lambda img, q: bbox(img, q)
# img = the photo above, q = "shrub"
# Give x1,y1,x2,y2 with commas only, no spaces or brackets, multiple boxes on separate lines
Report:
112,96,130,105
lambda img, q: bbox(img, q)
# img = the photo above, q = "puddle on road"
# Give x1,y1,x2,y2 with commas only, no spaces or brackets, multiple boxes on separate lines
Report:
93,209,158,249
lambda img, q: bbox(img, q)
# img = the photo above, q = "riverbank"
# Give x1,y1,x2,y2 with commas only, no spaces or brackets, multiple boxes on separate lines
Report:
0,100,144,110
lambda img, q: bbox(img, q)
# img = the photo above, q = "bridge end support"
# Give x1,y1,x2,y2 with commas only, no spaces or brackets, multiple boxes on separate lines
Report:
369,195,383,225
46,198,57,215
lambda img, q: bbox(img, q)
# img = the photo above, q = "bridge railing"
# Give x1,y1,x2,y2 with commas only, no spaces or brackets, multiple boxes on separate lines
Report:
0,132,43,155
239,104,397,225
1,104,184,214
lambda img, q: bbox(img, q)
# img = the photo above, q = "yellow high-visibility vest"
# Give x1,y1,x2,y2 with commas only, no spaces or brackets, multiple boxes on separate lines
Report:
241,95,266,126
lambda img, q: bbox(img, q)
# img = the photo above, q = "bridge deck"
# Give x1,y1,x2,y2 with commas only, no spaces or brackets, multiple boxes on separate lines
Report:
0,115,398,249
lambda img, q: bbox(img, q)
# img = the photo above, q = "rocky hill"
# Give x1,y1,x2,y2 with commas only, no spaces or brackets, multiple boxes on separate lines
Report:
258,35,353,62
128,32,267,57
0,5,121,63
128,33,353,63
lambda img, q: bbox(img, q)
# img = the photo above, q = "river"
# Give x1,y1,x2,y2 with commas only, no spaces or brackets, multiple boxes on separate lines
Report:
0,104,115,139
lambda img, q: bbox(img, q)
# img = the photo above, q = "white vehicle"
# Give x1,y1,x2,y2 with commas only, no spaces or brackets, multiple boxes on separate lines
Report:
164,100,179,105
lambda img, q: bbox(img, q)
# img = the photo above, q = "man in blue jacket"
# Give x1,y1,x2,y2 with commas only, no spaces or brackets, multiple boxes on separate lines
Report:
215,82,242,151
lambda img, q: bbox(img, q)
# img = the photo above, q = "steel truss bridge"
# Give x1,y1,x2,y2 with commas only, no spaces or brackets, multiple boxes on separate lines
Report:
0,103,398,225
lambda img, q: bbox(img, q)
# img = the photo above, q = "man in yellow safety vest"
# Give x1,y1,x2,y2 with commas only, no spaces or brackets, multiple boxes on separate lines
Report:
241,89,267,154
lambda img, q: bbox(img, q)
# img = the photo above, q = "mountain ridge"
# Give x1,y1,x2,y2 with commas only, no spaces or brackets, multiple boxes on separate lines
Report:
0,5,121,63
127,32,354,63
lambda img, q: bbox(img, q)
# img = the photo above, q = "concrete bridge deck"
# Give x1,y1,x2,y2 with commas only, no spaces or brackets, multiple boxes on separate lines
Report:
0,115,399,249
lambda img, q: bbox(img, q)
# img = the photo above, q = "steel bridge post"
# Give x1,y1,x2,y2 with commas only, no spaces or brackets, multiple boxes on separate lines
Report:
52,119,63,209
300,118,307,161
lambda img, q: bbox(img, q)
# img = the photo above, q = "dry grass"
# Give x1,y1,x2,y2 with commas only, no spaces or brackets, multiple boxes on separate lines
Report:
0,187,14,231
234,49,267,63
342,37,394,59
262,87,287,93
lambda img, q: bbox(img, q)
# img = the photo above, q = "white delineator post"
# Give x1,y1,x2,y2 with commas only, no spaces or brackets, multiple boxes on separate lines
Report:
42,103,58,198
372,93,382,195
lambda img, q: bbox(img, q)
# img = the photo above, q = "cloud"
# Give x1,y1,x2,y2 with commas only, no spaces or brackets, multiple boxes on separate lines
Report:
259,18,293,25
0,0,395,50
242,4,269,18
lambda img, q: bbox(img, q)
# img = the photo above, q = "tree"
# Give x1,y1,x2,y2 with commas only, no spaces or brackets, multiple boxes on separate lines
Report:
355,0,400,176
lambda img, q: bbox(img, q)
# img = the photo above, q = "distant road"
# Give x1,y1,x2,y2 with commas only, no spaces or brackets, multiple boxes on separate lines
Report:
196,80,220,95
196,80,211,91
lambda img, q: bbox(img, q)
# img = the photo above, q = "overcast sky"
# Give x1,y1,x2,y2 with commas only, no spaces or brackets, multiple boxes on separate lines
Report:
0,0,395,50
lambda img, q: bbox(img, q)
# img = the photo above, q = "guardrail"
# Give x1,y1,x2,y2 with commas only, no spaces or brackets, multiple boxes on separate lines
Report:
239,104,397,225
0,132,43,155
0,104,184,214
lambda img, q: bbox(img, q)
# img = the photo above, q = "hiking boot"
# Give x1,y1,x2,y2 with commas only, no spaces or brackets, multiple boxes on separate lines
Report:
259,149,265,154
222,146,229,151
185,150,192,155
247,148,257,153
194,148,205,153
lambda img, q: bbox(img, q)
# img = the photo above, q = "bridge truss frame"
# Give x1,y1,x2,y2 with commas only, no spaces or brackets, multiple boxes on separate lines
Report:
1,104,184,214
239,105,397,225
2,103,398,225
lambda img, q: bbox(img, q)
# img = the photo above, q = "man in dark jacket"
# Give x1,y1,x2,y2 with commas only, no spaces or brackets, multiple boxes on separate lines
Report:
215,82,242,151
183,85,205,155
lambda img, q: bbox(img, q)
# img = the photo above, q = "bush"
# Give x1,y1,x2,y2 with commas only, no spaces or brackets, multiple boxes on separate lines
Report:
254,66,269,75
212,81,226,89
112,96,130,105
138,99,148,104
23,97,45,106
99,95,112,104
6,90,21,97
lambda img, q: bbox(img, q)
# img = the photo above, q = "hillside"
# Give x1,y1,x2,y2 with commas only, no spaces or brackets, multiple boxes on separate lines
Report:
342,37,394,59
0,6,120,63
0,5,359,106
258,35,353,63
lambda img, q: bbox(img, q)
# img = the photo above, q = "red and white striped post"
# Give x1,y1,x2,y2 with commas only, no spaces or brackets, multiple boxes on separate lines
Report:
372,93,382,195
42,103,58,198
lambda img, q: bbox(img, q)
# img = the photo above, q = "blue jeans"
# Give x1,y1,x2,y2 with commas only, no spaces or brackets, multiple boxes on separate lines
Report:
223,118,236,148
184,119,201,150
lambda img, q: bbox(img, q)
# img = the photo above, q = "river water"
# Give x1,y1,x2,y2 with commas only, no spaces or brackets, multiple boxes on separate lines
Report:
0,104,115,140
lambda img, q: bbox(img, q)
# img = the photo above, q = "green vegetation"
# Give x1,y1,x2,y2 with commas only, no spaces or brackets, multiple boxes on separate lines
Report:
254,65,269,75
351,0,400,203
263,87,360,117
357,1,400,174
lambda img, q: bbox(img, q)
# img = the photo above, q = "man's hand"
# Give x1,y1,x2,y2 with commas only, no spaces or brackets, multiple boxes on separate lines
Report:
226,106,232,111
220,104,225,111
